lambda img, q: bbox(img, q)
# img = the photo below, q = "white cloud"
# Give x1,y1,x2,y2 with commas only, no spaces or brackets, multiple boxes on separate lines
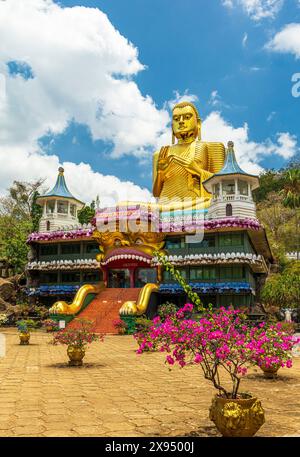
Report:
0,0,170,161
267,23,300,58
167,90,199,110
267,111,276,122
0,0,297,205
0,0,169,201
222,0,284,21
208,90,231,109
242,33,248,47
209,90,220,106
274,132,298,159
202,112,298,173
0,145,153,204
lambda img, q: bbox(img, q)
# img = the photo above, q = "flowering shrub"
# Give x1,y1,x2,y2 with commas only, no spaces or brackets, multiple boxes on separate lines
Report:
42,319,59,331
158,302,177,322
16,319,36,333
249,322,297,370
134,316,156,350
0,314,8,325
112,319,128,331
137,304,298,399
153,251,205,311
52,318,103,348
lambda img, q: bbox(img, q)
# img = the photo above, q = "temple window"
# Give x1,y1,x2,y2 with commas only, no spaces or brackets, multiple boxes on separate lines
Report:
238,180,248,196
188,235,215,248
40,244,58,256
61,243,80,254
165,237,184,249
219,233,243,247
226,204,233,217
190,267,216,280
223,266,245,279
222,180,235,195
163,268,186,281
46,220,51,231
61,272,81,283
57,200,68,214
135,268,157,287
46,201,55,214
82,271,102,282
85,243,99,254
40,272,58,283
70,204,76,216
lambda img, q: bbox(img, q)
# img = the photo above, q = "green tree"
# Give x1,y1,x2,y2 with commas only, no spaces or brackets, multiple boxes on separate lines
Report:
261,262,300,310
78,200,96,225
281,169,300,260
0,179,44,272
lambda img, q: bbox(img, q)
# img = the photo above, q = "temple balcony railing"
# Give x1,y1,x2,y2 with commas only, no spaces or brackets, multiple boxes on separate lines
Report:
212,195,253,202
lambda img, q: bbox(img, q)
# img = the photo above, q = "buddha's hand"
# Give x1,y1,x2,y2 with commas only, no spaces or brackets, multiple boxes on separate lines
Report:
158,157,170,171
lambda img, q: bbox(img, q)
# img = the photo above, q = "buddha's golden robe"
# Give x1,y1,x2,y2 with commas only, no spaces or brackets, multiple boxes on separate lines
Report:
153,140,225,207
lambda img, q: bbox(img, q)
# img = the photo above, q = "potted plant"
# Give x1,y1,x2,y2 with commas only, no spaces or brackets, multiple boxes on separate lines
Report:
250,321,296,378
52,318,103,366
16,319,36,345
137,304,298,437
157,302,177,322
42,318,59,333
0,314,8,326
112,319,128,335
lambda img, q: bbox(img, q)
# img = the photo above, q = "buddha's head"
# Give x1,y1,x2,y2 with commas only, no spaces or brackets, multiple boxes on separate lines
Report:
172,101,201,143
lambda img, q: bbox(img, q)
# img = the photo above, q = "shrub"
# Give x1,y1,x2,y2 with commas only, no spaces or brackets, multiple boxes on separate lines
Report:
137,304,299,398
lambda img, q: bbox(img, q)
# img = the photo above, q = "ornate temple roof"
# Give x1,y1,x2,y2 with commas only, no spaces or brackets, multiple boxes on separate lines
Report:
37,167,84,204
203,141,259,190
214,142,253,177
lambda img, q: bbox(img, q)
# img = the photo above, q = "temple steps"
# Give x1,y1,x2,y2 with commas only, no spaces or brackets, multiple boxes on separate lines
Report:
67,288,141,334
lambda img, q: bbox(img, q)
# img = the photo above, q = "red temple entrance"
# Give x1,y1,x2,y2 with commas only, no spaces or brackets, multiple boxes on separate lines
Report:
101,248,157,288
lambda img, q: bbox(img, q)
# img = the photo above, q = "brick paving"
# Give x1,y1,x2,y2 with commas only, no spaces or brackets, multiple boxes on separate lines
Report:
0,328,299,437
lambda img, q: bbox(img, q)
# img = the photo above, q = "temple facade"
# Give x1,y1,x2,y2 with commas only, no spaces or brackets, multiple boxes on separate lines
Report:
26,141,273,332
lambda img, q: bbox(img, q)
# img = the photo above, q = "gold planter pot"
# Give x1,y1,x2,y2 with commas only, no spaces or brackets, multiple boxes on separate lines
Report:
209,394,265,437
260,365,280,379
19,332,30,345
67,345,85,366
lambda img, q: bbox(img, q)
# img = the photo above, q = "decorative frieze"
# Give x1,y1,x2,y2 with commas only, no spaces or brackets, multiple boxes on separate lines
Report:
27,259,100,270
152,252,263,266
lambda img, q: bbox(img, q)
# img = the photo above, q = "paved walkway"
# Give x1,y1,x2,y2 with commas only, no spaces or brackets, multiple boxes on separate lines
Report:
0,328,299,437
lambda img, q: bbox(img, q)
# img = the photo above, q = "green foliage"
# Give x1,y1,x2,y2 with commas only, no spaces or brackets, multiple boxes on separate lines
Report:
254,166,300,261
154,251,206,311
31,191,43,232
78,200,96,225
16,319,36,333
158,302,177,321
0,217,32,271
253,170,285,203
0,179,44,273
261,261,300,309
135,316,153,333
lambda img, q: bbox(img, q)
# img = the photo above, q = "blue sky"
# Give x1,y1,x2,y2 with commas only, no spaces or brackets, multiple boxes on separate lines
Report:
0,0,299,204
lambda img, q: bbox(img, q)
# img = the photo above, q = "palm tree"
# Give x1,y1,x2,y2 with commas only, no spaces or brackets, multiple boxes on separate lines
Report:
281,169,300,260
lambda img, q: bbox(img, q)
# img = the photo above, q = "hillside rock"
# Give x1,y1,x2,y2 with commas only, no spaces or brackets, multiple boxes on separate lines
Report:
0,278,15,302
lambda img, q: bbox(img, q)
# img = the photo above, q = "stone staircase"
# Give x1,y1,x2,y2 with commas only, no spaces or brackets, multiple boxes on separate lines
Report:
67,288,141,334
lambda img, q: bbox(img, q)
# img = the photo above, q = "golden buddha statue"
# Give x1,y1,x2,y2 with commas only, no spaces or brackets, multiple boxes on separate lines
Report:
152,101,225,209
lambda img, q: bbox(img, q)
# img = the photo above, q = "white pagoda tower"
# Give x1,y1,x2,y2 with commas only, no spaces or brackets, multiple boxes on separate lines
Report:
36,167,84,232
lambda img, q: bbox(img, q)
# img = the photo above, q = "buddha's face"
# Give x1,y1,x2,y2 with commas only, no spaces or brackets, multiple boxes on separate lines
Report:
172,105,198,139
